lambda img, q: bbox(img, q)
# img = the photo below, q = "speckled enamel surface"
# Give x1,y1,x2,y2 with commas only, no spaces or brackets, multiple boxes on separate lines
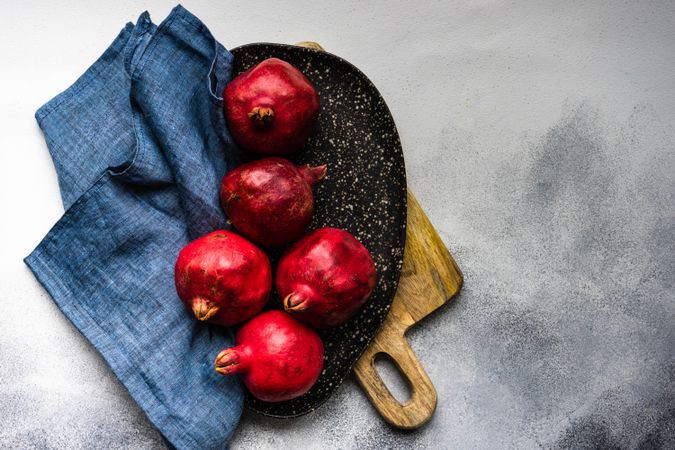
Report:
230,43,407,417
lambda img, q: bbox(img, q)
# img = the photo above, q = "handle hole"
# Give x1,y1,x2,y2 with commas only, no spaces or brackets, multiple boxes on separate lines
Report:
374,353,411,404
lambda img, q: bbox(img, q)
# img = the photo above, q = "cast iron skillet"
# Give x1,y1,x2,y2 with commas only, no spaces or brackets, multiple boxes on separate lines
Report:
229,43,407,417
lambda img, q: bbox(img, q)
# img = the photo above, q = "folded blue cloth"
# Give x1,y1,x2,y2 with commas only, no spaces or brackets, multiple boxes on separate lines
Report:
25,6,246,449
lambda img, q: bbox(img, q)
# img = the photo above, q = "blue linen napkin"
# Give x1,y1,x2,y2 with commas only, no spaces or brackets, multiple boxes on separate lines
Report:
25,6,246,449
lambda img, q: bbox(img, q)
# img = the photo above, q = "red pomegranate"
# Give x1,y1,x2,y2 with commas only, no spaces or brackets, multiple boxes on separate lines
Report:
276,227,377,328
223,58,320,155
220,157,326,248
214,310,324,402
174,230,271,326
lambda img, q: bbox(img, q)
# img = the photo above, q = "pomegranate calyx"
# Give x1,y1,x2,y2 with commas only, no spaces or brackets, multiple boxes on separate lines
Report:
283,293,308,312
298,164,327,186
248,106,275,127
214,348,242,376
192,297,220,321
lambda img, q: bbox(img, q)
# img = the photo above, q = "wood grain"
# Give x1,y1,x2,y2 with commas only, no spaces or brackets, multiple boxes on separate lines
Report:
353,190,463,429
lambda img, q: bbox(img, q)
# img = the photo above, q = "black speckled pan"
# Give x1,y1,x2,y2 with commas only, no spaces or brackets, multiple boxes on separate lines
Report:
230,43,407,417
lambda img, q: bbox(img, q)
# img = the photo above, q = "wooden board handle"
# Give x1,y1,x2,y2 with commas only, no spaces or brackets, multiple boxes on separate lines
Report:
354,190,462,428
355,329,437,429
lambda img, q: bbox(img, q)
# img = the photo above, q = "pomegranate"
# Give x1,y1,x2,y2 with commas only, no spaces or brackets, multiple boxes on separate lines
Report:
214,310,324,402
220,157,326,247
174,230,271,326
276,227,377,328
223,58,320,155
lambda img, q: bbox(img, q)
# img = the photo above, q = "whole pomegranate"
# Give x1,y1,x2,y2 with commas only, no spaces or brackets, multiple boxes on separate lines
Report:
214,310,324,402
276,227,377,328
223,58,320,155
220,157,326,248
174,230,271,326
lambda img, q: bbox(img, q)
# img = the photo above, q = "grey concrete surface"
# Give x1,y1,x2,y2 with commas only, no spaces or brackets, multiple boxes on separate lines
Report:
1,1,673,449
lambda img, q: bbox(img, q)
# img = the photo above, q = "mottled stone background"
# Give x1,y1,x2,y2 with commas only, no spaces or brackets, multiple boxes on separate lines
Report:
1,1,673,449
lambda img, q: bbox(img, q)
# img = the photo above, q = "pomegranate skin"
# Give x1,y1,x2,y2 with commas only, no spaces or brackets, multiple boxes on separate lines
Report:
276,227,377,328
223,58,320,155
220,157,326,248
214,310,324,402
174,230,272,326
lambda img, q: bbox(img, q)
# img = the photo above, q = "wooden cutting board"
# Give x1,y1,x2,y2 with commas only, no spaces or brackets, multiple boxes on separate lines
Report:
295,42,463,429
353,190,463,429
